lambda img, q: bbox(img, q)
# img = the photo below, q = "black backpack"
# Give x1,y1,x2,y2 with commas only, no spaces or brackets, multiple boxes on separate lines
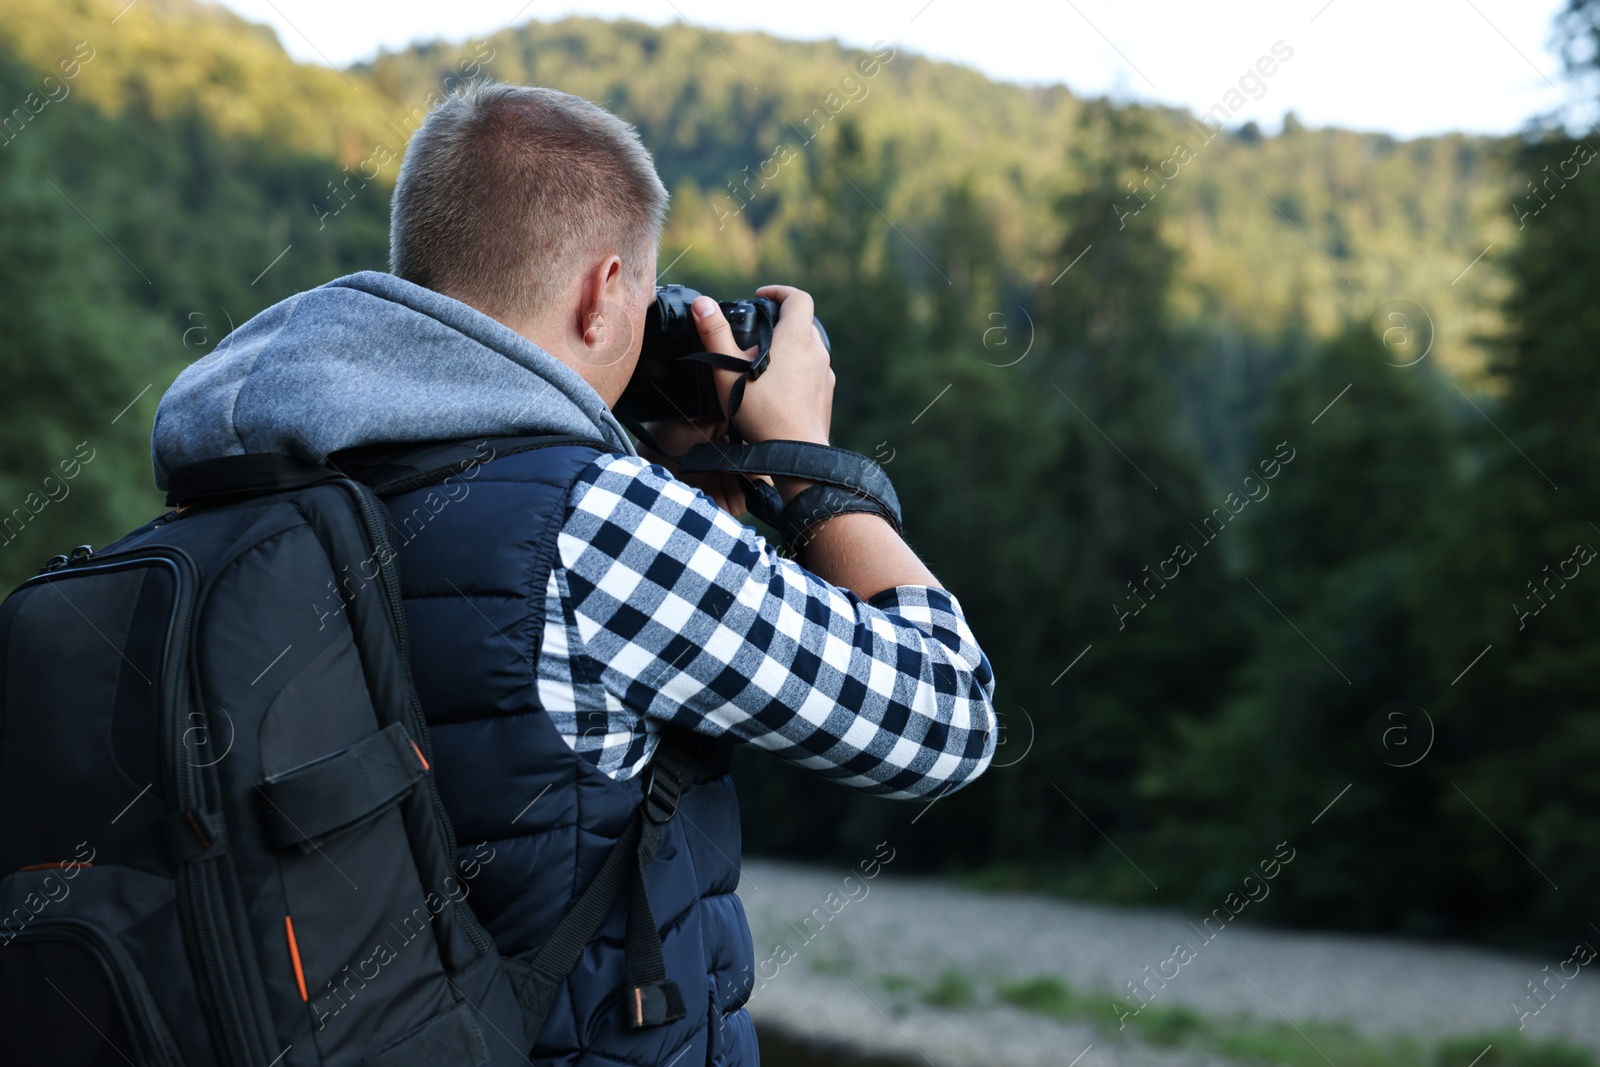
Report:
0,435,701,1067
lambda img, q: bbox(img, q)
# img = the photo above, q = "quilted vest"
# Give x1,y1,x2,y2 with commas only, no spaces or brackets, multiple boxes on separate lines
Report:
378,439,759,1066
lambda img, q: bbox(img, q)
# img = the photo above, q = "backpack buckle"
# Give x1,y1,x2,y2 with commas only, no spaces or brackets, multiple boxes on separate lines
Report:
642,765,681,824
623,978,686,1029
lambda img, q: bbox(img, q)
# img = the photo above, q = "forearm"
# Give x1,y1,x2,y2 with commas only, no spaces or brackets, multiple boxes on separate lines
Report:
774,475,940,600
795,513,941,599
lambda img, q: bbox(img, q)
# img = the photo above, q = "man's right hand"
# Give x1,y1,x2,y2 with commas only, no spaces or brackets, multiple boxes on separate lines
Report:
691,285,835,448
692,286,939,596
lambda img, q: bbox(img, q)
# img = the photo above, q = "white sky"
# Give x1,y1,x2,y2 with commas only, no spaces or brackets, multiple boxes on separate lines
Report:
215,0,1586,138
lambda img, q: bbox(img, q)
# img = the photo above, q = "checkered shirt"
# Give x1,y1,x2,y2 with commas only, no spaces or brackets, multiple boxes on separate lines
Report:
534,453,998,801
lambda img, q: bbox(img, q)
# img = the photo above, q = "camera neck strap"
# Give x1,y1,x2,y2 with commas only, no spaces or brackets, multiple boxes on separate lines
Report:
675,329,773,446
623,318,901,549
676,439,902,539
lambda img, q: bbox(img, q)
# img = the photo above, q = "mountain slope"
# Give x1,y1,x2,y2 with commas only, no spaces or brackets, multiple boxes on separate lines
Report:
0,0,1515,375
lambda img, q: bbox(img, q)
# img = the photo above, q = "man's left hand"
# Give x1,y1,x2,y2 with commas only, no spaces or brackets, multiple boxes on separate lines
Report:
638,418,768,518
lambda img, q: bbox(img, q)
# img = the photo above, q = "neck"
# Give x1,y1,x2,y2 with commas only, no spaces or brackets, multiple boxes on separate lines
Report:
513,320,619,408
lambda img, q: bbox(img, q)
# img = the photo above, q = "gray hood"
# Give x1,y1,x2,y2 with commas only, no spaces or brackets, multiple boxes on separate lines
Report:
150,270,637,490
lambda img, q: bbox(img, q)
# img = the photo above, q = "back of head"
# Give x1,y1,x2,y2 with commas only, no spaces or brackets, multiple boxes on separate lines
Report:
390,81,669,328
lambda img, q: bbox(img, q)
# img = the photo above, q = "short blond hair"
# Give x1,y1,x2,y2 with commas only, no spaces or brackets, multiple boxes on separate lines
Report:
390,82,669,323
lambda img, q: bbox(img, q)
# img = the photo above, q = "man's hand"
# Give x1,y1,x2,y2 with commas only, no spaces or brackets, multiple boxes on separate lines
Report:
636,417,771,518
680,283,940,598
692,286,833,446
691,285,835,504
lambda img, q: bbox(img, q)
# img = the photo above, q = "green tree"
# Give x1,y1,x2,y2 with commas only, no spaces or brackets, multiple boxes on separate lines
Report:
1145,322,1461,932
0,105,172,587
1417,125,1600,946
978,103,1246,898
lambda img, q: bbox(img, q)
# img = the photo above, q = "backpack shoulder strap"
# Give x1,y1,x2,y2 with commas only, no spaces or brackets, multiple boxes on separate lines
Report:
330,433,618,498
164,433,620,508
164,452,338,507
500,728,717,1043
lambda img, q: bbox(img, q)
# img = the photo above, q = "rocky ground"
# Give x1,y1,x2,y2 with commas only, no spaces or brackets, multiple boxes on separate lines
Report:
735,859,1600,1067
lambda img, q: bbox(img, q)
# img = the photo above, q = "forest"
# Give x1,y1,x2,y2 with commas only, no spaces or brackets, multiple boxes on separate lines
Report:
2,0,1597,954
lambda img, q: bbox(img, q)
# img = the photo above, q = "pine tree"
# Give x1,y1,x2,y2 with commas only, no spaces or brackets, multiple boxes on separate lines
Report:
984,103,1247,897
1147,321,1461,932
1417,124,1600,944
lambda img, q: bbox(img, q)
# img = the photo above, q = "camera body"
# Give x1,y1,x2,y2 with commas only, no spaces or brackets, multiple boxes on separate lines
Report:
616,284,828,425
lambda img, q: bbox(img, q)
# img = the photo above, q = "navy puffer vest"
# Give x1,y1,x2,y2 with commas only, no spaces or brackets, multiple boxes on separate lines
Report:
380,440,758,1066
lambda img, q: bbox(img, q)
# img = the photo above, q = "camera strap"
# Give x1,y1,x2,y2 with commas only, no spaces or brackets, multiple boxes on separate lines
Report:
675,338,773,443
634,319,781,518
676,439,902,537
623,308,896,548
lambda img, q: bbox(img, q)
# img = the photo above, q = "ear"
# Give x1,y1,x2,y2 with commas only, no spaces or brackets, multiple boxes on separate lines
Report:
577,255,625,348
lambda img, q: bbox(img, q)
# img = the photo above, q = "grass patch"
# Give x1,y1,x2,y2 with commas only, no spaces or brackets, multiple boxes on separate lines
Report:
920,969,977,1010
866,969,977,1011
1139,1002,1205,1047
996,975,1091,1017
1207,1015,1416,1067
985,973,1596,1067
826,966,1597,1067
1434,1032,1595,1067
807,955,854,977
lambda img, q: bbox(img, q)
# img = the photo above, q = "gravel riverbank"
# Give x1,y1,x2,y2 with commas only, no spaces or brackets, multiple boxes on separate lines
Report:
736,859,1600,1067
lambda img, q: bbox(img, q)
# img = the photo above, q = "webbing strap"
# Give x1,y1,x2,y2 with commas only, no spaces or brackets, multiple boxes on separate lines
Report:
165,434,619,510
504,733,697,1043
621,737,692,1028
338,434,616,498
164,452,337,507
777,482,902,554
675,349,770,441
671,302,776,443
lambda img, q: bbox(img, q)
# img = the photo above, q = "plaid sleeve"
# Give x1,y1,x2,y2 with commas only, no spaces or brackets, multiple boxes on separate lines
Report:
554,453,998,801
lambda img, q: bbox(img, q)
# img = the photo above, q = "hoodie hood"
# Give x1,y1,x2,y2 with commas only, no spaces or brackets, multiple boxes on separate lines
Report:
150,270,637,490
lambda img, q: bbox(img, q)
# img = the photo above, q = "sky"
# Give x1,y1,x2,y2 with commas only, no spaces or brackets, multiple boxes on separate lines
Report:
215,0,1587,139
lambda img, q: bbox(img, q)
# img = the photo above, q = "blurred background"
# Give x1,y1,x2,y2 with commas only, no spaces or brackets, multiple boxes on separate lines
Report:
3,0,1600,1063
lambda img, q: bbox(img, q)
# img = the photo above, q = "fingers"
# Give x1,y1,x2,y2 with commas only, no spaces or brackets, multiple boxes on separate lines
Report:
640,416,724,462
755,284,826,361
693,296,758,421
691,285,832,444
691,296,747,358
748,281,812,319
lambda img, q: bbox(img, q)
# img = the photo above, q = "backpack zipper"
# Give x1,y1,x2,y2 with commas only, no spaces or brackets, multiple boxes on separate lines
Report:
163,548,263,1066
344,480,496,962
20,919,177,1066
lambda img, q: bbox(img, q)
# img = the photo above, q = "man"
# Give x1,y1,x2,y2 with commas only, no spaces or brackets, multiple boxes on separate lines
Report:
151,81,997,1065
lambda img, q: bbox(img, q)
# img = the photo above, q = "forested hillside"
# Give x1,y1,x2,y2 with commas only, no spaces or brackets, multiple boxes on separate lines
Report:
1,0,1593,951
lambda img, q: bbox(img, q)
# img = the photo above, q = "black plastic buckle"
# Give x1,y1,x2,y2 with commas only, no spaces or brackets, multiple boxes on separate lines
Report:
623,979,687,1029
642,765,681,825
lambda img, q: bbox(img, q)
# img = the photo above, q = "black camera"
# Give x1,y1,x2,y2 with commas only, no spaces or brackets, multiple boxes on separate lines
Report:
615,284,829,426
